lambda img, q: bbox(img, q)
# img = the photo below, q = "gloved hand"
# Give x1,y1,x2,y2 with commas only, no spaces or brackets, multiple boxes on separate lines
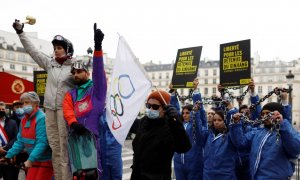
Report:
165,104,179,121
70,122,86,135
94,23,104,51
12,19,24,34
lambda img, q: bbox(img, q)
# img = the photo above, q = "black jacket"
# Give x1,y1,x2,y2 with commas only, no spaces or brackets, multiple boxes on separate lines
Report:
130,116,191,180
2,116,18,152
9,113,22,129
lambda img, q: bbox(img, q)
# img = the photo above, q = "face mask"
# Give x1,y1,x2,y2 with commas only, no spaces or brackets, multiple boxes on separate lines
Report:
15,108,25,116
23,105,33,115
145,108,160,119
0,111,5,118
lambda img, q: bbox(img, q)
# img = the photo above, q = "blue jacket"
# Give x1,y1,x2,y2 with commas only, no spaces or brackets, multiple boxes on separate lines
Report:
202,130,238,180
250,94,261,121
6,109,51,162
230,119,300,179
282,104,292,124
172,90,207,180
173,110,205,179
2,116,18,151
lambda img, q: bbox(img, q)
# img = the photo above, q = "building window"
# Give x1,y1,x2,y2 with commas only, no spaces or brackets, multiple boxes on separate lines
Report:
268,78,273,83
158,81,161,86
205,69,208,76
0,50,3,58
268,86,272,92
278,76,284,82
213,69,217,76
10,64,15,70
258,86,262,94
18,54,27,62
159,73,162,79
280,68,287,73
28,56,35,63
212,87,216,94
152,73,155,80
33,67,38,71
180,89,184,95
213,79,216,84
22,65,27,71
6,52,15,60
205,79,208,84
204,88,208,95
239,88,244,95
166,72,169,79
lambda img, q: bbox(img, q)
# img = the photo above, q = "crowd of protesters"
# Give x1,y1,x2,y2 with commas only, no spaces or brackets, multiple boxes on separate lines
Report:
0,18,299,180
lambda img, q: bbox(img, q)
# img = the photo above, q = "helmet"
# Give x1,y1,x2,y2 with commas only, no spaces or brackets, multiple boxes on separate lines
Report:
52,35,74,57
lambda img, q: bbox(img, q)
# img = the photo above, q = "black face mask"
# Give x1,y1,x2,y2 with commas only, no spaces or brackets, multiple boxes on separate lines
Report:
0,111,6,118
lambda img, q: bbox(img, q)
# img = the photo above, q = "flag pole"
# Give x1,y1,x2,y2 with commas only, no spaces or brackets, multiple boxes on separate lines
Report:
154,86,168,105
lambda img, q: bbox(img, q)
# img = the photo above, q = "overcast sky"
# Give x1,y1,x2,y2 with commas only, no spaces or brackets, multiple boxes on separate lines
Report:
1,0,300,64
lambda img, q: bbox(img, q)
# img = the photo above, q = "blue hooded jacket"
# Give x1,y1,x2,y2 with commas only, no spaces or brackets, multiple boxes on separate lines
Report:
230,119,300,179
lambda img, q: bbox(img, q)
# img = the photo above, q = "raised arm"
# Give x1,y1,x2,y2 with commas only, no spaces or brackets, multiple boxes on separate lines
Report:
13,20,50,70
92,23,107,111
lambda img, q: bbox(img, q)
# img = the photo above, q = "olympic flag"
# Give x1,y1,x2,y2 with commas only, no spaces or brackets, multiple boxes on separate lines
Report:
106,36,152,145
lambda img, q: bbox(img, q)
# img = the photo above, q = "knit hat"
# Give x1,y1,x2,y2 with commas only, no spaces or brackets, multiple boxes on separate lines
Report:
261,102,283,115
147,90,170,106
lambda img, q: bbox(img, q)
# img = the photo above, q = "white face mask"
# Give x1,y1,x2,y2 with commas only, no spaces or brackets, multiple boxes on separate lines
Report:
145,108,160,119
15,108,25,116
23,105,33,115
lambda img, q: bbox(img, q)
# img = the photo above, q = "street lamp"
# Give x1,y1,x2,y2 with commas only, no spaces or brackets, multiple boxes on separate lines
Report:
286,70,295,126
286,70,294,106
86,47,93,66
87,47,93,55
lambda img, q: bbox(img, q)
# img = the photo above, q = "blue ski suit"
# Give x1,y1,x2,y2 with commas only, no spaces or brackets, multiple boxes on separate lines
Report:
99,111,122,180
173,90,207,180
230,119,300,179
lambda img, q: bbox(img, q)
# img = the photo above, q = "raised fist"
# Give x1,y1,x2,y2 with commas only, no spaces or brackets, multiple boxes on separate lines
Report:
12,19,24,34
94,23,104,51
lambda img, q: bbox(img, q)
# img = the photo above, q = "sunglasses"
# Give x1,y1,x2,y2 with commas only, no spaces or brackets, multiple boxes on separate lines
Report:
145,103,161,110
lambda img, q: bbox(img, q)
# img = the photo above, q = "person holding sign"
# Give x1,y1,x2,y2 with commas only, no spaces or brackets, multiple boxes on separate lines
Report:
129,90,191,180
230,102,300,179
12,19,75,180
200,109,239,180
172,80,207,180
